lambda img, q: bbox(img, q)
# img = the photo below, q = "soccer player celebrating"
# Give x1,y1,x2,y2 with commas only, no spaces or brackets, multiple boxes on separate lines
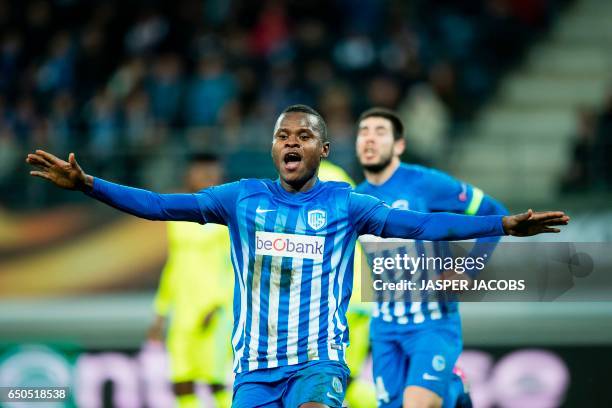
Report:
147,154,233,408
26,104,568,408
355,107,507,408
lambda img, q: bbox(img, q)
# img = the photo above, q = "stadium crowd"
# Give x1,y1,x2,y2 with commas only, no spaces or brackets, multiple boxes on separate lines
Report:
1,0,570,207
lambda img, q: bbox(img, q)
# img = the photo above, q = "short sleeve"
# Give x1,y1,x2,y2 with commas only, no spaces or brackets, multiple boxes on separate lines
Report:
424,169,483,215
348,192,392,236
194,181,240,225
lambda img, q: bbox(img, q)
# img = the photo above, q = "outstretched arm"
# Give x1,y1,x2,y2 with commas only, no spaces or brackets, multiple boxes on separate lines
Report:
350,191,569,240
380,208,568,240
26,150,204,222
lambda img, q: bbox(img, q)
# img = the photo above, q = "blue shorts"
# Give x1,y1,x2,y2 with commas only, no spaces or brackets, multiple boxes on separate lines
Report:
370,314,463,408
232,360,350,408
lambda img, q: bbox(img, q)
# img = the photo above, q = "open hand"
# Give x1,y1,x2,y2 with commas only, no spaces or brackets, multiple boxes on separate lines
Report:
26,150,92,191
502,209,569,236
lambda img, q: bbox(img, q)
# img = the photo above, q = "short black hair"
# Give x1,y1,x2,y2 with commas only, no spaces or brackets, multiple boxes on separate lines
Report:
281,104,328,142
358,107,404,140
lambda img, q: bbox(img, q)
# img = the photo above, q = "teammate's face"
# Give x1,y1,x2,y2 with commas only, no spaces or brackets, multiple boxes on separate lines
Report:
356,116,404,173
271,112,329,191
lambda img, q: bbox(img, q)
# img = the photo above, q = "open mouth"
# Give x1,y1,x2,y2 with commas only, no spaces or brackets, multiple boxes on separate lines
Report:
283,152,302,171
361,147,377,160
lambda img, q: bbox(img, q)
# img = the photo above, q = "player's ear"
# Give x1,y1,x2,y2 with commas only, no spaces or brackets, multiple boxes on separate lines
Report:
320,141,330,159
394,138,405,157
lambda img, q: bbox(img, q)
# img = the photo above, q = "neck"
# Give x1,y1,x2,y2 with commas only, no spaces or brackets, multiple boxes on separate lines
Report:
364,157,401,185
280,173,318,193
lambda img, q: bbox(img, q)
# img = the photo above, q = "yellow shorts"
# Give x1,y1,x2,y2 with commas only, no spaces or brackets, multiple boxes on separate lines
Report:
166,308,232,384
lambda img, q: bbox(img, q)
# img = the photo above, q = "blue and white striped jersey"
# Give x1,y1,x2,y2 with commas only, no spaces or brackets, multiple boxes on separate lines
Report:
197,178,390,373
356,163,504,326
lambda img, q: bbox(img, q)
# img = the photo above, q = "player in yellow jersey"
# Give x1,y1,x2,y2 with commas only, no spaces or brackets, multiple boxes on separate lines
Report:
318,159,376,408
147,154,233,408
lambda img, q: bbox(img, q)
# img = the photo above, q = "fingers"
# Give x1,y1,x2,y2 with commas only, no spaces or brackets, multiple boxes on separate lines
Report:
26,153,53,168
532,211,567,218
69,152,83,171
532,212,569,235
35,149,62,165
30,170,52,181
542,217,570,226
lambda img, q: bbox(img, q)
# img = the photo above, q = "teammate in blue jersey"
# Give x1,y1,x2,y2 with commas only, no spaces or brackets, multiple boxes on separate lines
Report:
355,107,508,408
26,104,568,408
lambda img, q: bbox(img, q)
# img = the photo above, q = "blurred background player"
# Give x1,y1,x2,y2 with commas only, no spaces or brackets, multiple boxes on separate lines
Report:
318,159,376,408
147,153,233,408
355,108,508,408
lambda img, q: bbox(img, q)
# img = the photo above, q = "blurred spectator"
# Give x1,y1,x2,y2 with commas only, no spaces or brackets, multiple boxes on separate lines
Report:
123,88,156,150
378,25,421,78
48,92,77,154
560,108,597,193
333,34,375,72
13,95,39,145
146,54,184,126
249,0,289,58
85,89,118,167
185,54,237,126
428,62,468,126
107,58,146,103
398,83,449,164
36,31,75,95
304,59,336,96
319,83,356,174
366,76,401,109
121,88,159,185
258,61,311,117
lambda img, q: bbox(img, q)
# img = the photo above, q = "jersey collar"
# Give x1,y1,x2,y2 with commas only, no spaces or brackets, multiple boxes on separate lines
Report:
273,177,324,202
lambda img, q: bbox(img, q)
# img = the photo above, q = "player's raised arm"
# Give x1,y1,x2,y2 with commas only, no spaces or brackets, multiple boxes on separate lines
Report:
383,208,568,240
349,191,569,240
26,149,216,224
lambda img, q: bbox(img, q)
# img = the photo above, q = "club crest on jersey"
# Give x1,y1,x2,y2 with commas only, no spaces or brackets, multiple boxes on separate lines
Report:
432,355,446,372
307,209,327,230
